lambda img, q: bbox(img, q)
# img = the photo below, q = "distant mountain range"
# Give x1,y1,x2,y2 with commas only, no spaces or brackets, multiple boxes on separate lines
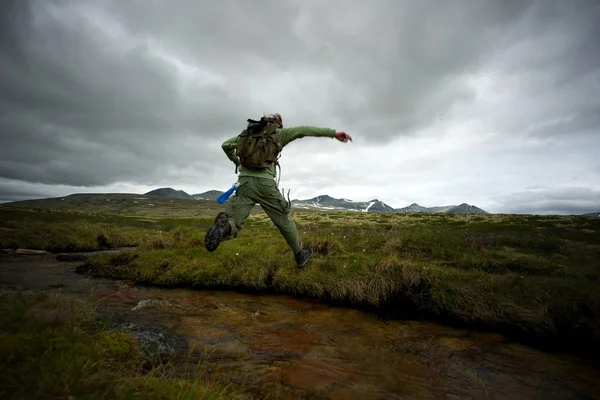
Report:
145,188,223,201
145,188,195,200
393,203,455,213
291,194,396,213
191,190,224,201
291,195,488,214
582,211,600,217
2,186,595,216
144,188,489,214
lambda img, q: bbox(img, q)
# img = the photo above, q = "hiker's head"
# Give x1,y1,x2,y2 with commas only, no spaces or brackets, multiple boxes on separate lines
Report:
264,113,283,128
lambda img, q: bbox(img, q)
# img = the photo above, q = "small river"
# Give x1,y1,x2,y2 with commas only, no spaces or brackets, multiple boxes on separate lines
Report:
1,251,599,400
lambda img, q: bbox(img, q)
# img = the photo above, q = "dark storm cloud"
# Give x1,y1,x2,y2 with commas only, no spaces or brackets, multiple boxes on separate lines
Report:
0,0,238,187
0,0,245,135
0,0,599,207
290,1,540,137
98,0,542,139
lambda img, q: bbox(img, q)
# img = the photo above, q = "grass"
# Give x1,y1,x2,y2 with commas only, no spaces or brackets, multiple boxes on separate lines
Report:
0,289,243,399
2,198,600,357
82,211,600,354
0,206,218,252
1,193,248,219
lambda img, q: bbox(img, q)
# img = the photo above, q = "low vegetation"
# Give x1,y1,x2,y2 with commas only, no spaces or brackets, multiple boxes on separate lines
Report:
0,289,241,399
0,206,218,252
2,199,600,356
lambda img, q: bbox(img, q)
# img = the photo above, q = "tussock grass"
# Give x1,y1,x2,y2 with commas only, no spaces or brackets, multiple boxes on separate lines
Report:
79,210,600,353
0,289,242,399
303,236,344,255
3,204,600,355
0,207,157,252
139,226,205,250
0,218,141,252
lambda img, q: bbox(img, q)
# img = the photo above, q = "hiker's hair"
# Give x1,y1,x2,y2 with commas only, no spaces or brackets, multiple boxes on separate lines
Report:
263,113,283,128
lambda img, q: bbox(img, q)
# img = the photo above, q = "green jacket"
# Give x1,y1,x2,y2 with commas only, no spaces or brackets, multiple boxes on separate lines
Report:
221,125,336,180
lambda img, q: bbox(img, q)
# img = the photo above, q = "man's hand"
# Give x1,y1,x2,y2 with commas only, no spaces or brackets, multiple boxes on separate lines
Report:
334,131,353,143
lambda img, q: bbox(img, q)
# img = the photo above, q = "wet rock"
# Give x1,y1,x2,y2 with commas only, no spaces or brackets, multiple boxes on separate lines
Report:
131,299,170,311
111,322,179,362
14,249,49,255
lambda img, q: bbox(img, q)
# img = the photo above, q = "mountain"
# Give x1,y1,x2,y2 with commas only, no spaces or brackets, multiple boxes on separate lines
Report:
582,211,600,217
395,203,456,213
446,203,488,214
192,190,224,201
144,188,224,201
291,195,395,212
0,193,219,218
141,187,489,214
144,188,192,199
291,195,486,214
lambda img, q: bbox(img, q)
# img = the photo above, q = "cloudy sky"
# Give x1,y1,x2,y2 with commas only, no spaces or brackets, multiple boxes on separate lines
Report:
1,0,599,215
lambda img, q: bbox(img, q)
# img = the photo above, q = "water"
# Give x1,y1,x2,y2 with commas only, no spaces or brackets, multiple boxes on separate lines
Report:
1,252,599,399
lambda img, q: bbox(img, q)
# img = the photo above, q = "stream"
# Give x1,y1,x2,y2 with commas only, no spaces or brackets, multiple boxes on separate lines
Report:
1,251,599,400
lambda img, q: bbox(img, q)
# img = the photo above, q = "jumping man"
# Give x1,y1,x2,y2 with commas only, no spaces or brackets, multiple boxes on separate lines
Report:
204,113,353,267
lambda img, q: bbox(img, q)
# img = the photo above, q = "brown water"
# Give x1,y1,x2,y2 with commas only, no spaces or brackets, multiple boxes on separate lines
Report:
1,252,599,400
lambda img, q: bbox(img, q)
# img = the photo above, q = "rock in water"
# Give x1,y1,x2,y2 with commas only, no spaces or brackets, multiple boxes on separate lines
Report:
15,249,49,255
111,322,179,362
131,299,170,311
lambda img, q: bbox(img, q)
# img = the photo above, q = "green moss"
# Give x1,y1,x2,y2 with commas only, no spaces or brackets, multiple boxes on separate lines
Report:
0,290,240,399
94,331,140,362
3,206,600,352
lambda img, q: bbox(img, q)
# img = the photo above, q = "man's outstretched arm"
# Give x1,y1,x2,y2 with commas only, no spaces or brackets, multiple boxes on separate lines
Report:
277,126,353,147
221,136,239,166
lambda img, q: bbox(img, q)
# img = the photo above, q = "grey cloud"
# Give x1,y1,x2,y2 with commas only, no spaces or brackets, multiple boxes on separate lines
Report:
489,1,600,139
279,1,538,138
1,0,599,215
496,187,600,215
1,2,241,137
75,0,540,140
0,178,68,203
1,0,242,187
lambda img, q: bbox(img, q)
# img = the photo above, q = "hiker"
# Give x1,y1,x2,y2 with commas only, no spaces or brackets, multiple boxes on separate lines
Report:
204,113,353,267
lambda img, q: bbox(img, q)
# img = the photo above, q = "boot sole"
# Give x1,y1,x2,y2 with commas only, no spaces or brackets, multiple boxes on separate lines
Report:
205,212,229,252
296,247,313,267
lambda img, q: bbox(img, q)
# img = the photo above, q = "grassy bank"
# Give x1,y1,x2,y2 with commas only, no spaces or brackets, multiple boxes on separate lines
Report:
0,206,218,252
0,289,241,399
80,211,600,354
2,202,600,356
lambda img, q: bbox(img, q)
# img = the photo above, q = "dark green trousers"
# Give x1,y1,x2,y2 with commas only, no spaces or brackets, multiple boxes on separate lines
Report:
224,176,302,254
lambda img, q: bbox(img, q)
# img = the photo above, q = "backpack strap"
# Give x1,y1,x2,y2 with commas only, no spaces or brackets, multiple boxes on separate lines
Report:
275,161,281,188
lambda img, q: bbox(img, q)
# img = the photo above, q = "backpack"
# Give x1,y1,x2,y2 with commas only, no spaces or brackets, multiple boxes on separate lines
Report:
235,117,283,172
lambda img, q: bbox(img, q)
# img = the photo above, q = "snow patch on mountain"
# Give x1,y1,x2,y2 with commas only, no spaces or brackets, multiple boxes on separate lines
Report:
290,195,487,214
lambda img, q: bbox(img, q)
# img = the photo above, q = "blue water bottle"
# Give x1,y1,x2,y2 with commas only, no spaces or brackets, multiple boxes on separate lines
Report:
217,182,240,204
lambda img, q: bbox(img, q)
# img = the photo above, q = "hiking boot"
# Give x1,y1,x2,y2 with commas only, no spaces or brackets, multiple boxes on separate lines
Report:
205,212,231,252
295,246,313,267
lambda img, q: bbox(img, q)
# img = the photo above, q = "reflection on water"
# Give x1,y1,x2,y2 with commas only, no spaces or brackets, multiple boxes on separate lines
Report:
2,253,600,399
